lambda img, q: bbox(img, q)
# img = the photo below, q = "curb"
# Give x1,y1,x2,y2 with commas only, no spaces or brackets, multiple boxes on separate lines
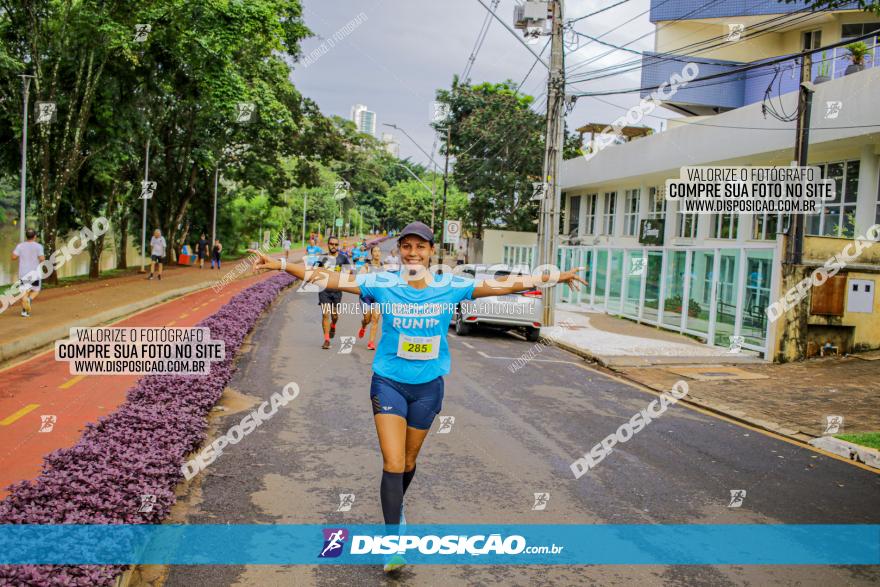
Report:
808,436,880,469
0,282,216,365
550,339,826,451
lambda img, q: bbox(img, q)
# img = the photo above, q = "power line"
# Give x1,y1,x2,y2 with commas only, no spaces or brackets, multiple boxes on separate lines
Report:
566,0,632,25
567,9,822,84
461,0,499,82
588,94,880,131
569,30,880,97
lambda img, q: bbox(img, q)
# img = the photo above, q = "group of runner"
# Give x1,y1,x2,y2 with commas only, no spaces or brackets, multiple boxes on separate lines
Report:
249,220,588,573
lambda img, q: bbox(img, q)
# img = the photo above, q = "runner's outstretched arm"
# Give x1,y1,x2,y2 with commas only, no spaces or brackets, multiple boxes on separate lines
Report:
472,267,588,299
249,249,362,295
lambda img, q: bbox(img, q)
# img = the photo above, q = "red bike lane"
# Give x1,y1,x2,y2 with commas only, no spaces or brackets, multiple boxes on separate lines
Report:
0,271,274,498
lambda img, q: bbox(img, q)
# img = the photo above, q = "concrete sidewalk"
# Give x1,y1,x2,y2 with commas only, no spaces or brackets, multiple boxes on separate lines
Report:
545,305,763,367
542,306,880,467
0,249,303,366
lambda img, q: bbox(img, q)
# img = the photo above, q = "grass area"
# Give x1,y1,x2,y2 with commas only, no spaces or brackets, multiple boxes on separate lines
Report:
835,432,880,451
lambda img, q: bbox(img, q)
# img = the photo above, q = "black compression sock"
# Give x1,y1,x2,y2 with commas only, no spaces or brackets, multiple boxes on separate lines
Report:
380,471,404,526
402,465,416,496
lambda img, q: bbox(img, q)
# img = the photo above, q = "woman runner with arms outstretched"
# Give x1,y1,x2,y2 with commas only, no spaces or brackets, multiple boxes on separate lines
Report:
250,221,587,573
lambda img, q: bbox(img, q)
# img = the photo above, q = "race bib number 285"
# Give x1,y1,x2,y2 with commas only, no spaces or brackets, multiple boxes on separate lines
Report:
397,335,440,360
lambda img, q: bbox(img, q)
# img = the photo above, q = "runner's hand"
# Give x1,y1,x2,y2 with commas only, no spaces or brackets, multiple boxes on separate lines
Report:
557,266,589,292
248,249,278,272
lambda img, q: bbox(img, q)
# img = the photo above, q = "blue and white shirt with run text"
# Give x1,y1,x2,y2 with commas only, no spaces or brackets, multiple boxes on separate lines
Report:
355,271,476,384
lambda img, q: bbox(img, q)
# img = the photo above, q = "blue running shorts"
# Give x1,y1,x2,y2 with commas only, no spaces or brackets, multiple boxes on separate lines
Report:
370,373,444,430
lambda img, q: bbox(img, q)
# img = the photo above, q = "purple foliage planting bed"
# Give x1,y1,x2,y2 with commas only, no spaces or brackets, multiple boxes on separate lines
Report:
0,272,295,587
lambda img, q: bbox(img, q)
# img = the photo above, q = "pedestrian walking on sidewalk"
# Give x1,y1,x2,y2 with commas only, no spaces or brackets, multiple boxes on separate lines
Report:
11,228,45,317
249,220,587,574
148,229,166,280
196,234,209,269
211,240,223,269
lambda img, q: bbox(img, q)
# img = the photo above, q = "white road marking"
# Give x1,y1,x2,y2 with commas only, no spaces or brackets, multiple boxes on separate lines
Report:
461,341,475,349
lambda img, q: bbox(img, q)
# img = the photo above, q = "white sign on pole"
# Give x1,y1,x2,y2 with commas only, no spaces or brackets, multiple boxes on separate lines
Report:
531,182,546,201
35,102,57,124
140,180,157,200
444,220,461,245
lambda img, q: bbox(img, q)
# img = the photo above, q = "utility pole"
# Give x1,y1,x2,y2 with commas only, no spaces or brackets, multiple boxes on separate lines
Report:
440,125,451,257
787,55,814,266
536,0,565,326
18,74,35,242
431,138,438,232
301,193,308,247
140,137,151,273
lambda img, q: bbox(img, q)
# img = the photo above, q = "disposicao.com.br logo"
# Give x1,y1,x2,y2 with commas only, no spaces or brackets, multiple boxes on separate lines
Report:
321,528,563,558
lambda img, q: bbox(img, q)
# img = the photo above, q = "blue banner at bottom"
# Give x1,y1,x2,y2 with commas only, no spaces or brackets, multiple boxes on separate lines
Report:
0,524,877,565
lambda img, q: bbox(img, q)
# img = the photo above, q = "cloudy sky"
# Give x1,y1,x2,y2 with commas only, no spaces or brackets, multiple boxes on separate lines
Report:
292,0,661,167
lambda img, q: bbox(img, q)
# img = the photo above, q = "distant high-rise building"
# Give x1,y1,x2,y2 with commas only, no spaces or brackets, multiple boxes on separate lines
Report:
381,132,400,158
351,104,376,136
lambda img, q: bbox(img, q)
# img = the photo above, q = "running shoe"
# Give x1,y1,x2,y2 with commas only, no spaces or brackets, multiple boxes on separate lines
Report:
322,339,330,350
399,503,406,526
367,341,376,351
383,554,407,573
329,325,336,339
358,327,366,338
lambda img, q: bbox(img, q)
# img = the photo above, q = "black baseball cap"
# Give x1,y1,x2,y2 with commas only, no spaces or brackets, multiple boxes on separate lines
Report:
397,221,434,245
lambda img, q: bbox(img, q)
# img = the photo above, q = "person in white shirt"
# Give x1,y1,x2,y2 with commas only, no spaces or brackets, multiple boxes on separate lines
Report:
149,229,167,280
11,229,46,317
383,247,401,271
282,237,292,260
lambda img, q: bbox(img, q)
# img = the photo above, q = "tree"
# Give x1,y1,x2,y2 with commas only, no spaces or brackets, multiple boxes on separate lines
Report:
433,79,545,239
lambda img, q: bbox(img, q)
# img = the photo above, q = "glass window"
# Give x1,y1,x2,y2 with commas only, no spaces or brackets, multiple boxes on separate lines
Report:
568,195,581,237
753,213,782,240
686,251,714,335
623,250,643,317
602,192,617,235
713,251,740,347
841,22,880,40
643,251,663,324
662,250,688,329
607,249,624,313
808,160,858,237
802,29,822,50
743,251,773,348
623,189,640,236
711,213,738,239
648,186,666,220
584,194,597,235
594,249,608,306
677,208,698,238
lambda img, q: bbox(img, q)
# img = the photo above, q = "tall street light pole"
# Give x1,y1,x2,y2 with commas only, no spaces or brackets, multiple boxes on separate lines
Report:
211,166,219,248
19,74,35,242
140,136,151,273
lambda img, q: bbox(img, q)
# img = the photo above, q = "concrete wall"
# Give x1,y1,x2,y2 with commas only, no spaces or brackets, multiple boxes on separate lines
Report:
481,229,537,264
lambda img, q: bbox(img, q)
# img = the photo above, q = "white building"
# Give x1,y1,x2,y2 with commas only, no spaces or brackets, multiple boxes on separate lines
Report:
381,132,400,157
351,104,376,136
501,3,880,361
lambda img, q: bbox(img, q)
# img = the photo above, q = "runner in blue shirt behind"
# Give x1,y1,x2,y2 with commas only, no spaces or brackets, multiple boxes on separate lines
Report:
250,221,587,573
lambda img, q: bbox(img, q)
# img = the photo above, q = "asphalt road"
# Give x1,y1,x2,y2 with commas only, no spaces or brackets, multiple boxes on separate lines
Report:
163,250,880,587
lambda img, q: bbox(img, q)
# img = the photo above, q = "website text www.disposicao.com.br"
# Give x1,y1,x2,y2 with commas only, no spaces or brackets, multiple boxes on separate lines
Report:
319,530,564,559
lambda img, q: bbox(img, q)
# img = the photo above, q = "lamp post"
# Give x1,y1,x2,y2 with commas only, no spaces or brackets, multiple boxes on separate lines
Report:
18,74,36,242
